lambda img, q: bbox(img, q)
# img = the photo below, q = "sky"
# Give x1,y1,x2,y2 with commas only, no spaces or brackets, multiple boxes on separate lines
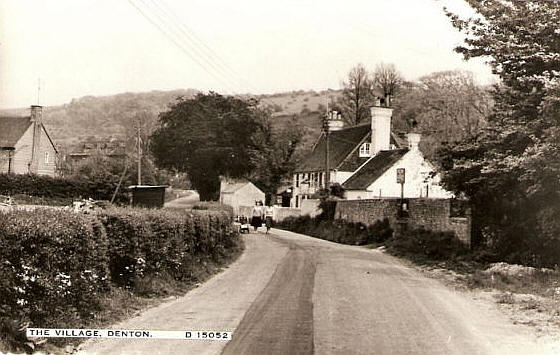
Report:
0,0,496,109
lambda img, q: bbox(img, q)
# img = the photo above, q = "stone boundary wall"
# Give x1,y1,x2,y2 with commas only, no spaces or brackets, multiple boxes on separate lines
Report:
334,198,471,246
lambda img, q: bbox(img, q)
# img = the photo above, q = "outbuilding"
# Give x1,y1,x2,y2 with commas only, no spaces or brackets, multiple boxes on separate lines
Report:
128,185,168,208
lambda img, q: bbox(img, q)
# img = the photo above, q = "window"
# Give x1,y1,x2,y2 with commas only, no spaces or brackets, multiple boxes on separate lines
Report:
295,173,300,187
44,152,50,164
359,143,371,157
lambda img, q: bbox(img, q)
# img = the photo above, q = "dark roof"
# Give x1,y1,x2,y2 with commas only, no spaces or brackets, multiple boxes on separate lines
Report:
296,124,370,172
0,116,32,147
342,149,408,190
297,125,407,173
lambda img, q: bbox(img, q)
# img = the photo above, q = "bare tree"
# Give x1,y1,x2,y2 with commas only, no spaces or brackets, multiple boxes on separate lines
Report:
339,63,374,126
373,62,403,105
392,70,492,161
417,70,491,141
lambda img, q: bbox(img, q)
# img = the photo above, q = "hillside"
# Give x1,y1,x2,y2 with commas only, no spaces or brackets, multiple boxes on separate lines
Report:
0,89,342,153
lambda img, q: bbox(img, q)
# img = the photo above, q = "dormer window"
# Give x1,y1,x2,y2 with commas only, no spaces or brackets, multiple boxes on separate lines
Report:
359,142,371,157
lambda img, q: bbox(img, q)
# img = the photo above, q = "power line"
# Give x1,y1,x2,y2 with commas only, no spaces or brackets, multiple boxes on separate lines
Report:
139,0,241,91
127,0,236,94
150,0,257,92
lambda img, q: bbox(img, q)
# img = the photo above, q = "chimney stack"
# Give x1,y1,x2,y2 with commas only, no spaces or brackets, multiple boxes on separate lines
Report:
406,132,421,150
326,110,344,131
371,99,393,154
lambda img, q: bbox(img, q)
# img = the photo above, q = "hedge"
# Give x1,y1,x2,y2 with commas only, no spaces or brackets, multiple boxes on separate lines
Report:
278,215,393,245
0,209,110,330
0,206,238,352
0,173,129,203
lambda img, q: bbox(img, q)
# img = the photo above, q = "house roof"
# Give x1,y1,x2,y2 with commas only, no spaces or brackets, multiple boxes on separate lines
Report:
297,125,407,173
221,182,249,194
0,116,32,147
342,149,408,190
296,124,371,172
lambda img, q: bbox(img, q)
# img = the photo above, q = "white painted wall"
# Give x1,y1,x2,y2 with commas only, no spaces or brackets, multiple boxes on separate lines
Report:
345,149,454,200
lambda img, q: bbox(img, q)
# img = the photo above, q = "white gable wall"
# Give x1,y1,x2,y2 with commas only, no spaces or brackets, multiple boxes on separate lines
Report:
221,182,265,215
345,149,454,200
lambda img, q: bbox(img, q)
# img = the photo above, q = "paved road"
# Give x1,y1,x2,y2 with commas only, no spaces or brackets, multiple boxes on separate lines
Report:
82,229,557,355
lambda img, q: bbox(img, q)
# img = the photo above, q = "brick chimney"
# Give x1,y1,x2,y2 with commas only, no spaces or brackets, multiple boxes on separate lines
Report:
370,99,393,154
28,105,43,173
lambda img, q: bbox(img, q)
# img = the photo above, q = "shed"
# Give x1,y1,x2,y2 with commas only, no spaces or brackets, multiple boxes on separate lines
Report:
128,185,168,208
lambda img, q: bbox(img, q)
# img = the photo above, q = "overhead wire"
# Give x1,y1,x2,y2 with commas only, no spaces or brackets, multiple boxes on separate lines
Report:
127,0,237,94
150,0,258,93
139,0,242,92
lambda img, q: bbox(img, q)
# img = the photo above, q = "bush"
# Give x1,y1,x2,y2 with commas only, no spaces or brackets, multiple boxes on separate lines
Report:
0,209,110,336
0,205,240,352
0,173,129,204
278,216,392,246
386,227,468,260
191,202,234,216
97,207,237,289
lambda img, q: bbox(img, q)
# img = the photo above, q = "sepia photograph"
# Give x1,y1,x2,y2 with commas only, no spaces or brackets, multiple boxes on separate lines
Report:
1,0,560,354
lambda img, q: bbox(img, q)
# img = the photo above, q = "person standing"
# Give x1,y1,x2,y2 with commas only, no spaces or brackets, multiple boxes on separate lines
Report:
251,201,264,232
264,204,274,233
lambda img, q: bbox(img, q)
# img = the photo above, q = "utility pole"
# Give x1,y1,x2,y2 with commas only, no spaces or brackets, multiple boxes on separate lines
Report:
323,92,330,189
137,124,142,185
324,111,330,189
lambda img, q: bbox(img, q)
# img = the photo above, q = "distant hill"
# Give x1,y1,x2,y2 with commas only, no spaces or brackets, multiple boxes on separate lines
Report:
0,88,342,154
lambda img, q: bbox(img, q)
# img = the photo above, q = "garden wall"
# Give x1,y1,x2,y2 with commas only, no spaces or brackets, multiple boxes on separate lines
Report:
334,198,471,246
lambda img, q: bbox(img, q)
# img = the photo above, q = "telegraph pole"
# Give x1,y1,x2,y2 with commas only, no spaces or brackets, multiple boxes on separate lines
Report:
137,124,142,185
325,127,330,188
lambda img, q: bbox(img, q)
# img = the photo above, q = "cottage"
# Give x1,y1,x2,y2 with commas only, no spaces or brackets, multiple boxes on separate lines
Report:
292,100,452,206
0,105,58,176
219,178,265,215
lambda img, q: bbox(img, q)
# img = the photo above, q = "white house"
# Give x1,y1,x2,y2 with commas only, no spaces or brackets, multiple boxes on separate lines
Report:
292,99,452,205
342,132,453,199
219,178,265,215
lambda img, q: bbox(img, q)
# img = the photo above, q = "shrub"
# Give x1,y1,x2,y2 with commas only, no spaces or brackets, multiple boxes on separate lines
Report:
97,207,237,289
192,202,234,216
278,216,392,246
0,173,129,204
0,205,240,353
0,209,110,331
386,227,468,260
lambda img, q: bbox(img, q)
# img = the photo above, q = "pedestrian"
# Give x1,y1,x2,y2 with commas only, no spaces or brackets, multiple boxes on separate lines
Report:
265,204,274,233
251,201,264,232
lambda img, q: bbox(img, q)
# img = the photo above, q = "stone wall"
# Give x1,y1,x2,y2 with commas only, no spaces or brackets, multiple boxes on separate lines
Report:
334,198,471,246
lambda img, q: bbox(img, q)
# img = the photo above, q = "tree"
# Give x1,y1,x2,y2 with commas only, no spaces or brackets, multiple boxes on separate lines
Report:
372,62,403,105
440,1,560,265
392,70,492,161
248,112,303,204
149,93,262,200
339,63,374,126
